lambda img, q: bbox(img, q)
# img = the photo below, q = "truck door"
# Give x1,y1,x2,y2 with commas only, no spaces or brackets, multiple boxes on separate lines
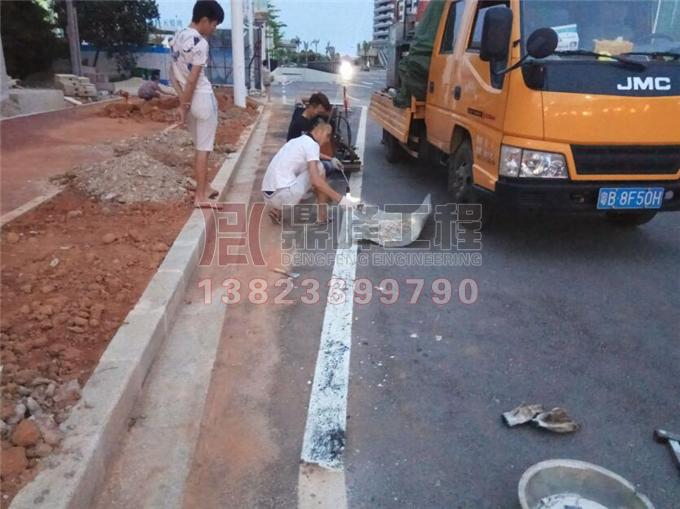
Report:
426,0,466,149
457,0,513,189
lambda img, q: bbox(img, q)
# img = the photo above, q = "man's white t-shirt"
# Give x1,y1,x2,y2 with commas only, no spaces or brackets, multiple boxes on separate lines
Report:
262,135,320,192
170,27,213,93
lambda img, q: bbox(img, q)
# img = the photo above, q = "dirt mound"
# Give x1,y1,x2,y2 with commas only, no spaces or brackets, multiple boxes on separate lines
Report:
103,96,179,123
69,151,191,203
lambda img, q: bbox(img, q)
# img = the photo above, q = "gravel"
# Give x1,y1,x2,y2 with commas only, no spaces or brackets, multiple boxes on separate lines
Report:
72,151,192,204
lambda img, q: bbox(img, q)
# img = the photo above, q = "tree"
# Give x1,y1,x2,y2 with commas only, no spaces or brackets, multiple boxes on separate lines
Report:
54,0,159,71
265,1,286,50
311,39,319,54
1,0,67,80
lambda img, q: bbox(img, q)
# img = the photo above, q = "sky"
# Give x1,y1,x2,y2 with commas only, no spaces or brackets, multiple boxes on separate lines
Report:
156,0,374,57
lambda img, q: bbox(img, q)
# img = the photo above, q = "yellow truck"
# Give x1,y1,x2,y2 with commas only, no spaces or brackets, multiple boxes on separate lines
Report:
370,0,680,226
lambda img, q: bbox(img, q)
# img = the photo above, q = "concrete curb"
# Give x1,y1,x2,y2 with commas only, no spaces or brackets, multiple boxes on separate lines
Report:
9,106,266,509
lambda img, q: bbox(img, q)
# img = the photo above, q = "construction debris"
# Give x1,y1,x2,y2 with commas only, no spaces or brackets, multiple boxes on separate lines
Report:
54,74,98,98
70,151,191,204
503,403,580,433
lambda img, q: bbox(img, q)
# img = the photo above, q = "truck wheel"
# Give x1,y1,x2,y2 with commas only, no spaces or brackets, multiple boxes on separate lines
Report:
448,139,474,202
605,211,657,227
383,129,402,163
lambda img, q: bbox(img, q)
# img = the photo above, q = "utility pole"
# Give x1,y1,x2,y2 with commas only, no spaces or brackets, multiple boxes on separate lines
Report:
247,0,256,93
260,25,267,92
65,0,82,75
230,0,247,107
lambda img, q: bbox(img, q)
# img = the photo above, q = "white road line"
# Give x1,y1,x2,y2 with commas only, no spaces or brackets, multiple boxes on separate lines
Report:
298,106,367,508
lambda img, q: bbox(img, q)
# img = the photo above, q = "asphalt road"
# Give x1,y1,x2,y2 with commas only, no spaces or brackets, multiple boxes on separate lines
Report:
175,72,680,509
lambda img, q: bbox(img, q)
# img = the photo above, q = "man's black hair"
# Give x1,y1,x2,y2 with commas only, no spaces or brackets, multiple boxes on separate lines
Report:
192,0,225,24
151,70,161,80
308,92,331,112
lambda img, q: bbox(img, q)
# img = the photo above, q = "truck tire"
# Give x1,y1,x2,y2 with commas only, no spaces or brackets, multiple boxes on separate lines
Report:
605,211,657,227
383,129,403,163
448,139,474,202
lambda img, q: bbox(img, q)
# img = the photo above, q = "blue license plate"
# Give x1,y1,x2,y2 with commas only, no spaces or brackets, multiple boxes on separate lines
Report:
597,187,664,210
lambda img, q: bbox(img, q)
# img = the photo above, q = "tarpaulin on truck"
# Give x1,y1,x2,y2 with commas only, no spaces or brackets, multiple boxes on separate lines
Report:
393,0,446,108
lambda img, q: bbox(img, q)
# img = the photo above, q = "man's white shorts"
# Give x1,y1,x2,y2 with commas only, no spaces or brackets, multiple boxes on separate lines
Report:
263,165,323,209
187,92,218,152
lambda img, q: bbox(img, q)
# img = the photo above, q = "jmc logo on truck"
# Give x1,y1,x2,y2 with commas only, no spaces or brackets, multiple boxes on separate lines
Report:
617,77,672,91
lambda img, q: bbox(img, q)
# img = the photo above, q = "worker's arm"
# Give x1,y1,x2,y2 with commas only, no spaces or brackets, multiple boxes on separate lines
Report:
307,161,342,203
180,64,203,109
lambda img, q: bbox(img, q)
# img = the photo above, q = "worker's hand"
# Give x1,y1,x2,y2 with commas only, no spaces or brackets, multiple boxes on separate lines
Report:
339,194,360,208
331,157,344,171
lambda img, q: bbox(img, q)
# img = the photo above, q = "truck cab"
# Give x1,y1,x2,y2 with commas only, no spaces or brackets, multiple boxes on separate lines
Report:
370,0,680,226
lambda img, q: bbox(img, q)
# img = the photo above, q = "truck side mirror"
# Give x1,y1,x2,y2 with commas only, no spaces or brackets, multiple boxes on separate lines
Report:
480,6,513,63
526,28,558,59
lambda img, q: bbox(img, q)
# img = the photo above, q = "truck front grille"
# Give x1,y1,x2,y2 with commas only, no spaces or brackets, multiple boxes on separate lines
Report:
571,145,680,175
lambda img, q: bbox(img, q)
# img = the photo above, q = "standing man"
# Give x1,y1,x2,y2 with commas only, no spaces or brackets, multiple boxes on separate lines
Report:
263,119,359,225
287,92,345,176
171,0,224,208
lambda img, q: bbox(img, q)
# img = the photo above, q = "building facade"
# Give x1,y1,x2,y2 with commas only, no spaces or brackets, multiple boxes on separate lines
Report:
373,0,419,44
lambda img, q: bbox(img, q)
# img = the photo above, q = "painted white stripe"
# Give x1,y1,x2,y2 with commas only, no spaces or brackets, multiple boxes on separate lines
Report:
0,187,61,227
300,106,367,472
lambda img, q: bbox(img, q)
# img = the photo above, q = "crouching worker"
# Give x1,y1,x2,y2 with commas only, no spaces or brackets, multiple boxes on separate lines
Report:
137,71,175,101
262,119,360,225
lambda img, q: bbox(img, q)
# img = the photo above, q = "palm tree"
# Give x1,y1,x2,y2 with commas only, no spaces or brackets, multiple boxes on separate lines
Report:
312,39,320,55
302,41,310,64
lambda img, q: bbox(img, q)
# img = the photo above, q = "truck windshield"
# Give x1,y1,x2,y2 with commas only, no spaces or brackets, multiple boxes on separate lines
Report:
521,0,680,57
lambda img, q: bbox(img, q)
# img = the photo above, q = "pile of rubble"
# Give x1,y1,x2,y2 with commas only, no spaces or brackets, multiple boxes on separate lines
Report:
68,151,192,204
104,96,179,123
1,374,80,480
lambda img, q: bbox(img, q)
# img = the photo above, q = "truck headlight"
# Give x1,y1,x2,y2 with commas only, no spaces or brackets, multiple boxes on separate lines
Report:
500,145,568,179
500,146,522,177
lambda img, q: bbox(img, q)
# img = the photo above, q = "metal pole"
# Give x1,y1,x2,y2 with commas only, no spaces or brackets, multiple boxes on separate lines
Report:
230,0,247,107
65,0,82,75
260,25,266,92
248,0,256,92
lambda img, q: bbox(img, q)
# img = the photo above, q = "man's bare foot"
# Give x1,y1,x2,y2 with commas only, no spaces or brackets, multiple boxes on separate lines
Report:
194,199,224,210
268,208,282,225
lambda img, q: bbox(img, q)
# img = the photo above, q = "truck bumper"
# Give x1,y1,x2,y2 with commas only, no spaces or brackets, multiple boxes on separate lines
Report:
491,178,680,212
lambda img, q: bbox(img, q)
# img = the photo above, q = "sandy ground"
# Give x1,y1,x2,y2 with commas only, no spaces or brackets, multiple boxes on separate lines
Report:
0,90,259,505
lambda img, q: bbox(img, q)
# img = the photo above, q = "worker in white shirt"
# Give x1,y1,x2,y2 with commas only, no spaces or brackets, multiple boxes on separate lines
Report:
262,119,360,225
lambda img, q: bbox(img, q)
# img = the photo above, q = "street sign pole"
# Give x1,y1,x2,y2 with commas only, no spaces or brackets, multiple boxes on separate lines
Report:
248,0,256,92
230,0,247,107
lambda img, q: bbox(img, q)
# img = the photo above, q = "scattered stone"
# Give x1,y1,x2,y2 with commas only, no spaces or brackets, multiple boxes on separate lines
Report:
31,336,49,349
0,419,10,438
66,209,83,219
1,447,28,478
20,304,30,314
49,257,60,268
25,398,42,416
17,386,31,396
40,284,55,294
67,326,85,334
102,233,117,244
54,379,81,403
31,378,54,387
6,232,20,243
71,316,88,327
151,242,168,252
128,229,143,243
26,442,53,459
45,384,56,398
20,284,32,294
11,419,42,447
14,370,38,386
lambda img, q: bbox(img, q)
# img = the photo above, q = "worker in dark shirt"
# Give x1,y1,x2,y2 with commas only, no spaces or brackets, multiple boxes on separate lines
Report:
287,92,344,175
